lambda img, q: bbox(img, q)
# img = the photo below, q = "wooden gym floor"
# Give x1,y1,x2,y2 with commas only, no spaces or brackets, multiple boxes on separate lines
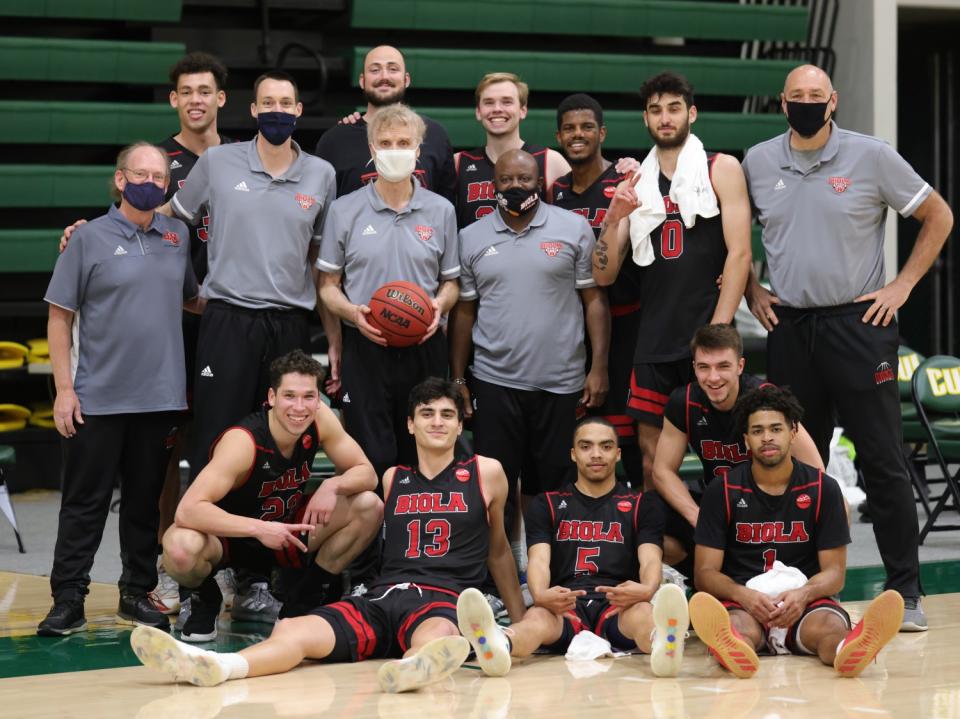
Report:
1,571,958,719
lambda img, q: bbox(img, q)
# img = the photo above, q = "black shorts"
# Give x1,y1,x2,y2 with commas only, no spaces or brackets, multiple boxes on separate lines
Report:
627,357,694,427
660,488,702,558
721,597,851,655
311,583,459,661
588,308,641,446
470,377,579,496
182,310,202,407
542,596,637,654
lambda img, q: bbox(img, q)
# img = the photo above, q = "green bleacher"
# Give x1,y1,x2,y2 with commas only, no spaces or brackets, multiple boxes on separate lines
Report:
0,102,176,145
0,0,182,21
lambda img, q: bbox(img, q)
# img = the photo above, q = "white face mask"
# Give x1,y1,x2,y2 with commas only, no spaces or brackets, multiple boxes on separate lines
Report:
374,148,417,182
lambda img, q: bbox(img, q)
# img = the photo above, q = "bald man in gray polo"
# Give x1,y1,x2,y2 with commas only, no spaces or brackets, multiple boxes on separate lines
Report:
743,65,954,632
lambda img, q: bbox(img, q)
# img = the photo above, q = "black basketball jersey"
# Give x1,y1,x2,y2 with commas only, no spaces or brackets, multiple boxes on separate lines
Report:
377,455,489,593
159,134,233,283
552,165,642,311
663,374,769,485
694,461,851,585
455,142,548,229
634,155,727,363
214,407,319,524
525,482,664,598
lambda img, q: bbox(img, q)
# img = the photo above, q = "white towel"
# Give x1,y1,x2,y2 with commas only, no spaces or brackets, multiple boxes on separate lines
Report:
565,630,630,661
628,133,720,266
745,561,808,655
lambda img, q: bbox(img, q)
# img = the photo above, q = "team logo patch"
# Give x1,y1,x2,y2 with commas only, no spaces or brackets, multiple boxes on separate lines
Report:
540,242,562,257
796,493,812,510
162,231,180,246
455,468,471,483
415,225,434,242
829,176,851,193
295,193,316,210
302,434,313,449
617,500,633,512
874,361,895,385
603,185,617,199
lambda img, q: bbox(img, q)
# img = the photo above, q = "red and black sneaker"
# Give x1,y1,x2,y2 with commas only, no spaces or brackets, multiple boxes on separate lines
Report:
689,592,760,679
834,589,904,678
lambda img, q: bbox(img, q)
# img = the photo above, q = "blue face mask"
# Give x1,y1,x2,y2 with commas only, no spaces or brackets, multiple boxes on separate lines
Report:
122,180,166,211
258,111,297,145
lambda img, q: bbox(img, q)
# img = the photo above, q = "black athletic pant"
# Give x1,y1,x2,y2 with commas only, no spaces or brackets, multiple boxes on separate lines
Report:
190,300,311,479
767,302,920,596
471,378,580,538
339,325,448,481
50,412,179,602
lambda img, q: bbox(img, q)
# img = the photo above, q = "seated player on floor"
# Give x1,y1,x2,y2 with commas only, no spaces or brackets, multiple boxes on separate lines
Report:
688,385,904,678
131,377,525,692
652,324,822,572
456,416,690,678
158,350,382,641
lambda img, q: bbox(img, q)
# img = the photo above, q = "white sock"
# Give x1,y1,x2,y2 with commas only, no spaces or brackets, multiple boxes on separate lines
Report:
214,652,249,680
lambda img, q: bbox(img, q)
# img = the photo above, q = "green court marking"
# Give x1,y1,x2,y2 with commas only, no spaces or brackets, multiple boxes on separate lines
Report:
4,561,958,679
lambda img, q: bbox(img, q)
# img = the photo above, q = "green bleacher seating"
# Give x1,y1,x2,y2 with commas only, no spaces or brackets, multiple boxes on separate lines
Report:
354,48,795,98
416,108,786,151
351,0,808,42
0,0,182,21
0,230,61,273
679,453,704,483
0,165,113,208
0,102,176,145
0,37,184,84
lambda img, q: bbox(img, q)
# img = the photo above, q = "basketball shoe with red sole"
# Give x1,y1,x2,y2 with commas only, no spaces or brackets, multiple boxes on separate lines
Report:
834,589,904,678
689,592,760,679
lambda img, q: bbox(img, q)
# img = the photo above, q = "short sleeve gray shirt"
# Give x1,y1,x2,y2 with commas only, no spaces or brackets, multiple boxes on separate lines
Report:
316,182,459,318
459,203,596,393
743,123,932,308
44,205,198,414
171,139,336,310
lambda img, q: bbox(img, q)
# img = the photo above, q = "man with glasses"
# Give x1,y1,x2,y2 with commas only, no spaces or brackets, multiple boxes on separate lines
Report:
39,142,200,636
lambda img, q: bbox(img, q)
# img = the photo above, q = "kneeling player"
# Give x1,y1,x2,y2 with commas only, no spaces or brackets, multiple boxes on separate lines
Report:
131,378,524,692
160,350,382,640
689,386,903,678
457,417,690,678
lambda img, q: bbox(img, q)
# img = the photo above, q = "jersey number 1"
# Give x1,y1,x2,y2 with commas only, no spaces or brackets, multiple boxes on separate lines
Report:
405,519,451,558
762,548,777,572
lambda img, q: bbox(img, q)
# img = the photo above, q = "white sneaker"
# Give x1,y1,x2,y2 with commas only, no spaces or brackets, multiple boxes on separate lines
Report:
457,587,512,677
148,564,180,615
483,593,507,619
131,625,228,687
216,569,237,610
377,635,470,693
650,584,688,677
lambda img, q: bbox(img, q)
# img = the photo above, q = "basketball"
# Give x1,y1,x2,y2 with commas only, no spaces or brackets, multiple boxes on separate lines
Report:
367,281,435,347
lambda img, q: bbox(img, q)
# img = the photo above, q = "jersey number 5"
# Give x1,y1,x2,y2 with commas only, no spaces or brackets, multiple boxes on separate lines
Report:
405,518,452,559
575,547,600,575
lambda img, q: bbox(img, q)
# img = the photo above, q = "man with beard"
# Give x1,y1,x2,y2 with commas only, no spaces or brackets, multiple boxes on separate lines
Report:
455,73,570,228
450,149,609,556
742,65,953,632
314,45,456,203
592,72,752,491
551,93,642,486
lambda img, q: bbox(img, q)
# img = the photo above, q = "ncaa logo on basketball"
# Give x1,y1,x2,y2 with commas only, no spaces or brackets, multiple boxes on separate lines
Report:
295,193,316,210
617,500,632,512
874,362,895,385
540,242,562,257
829,176,851,193
455,468,471,483
302,434,312,449
796,493,812,510
415,225,434,242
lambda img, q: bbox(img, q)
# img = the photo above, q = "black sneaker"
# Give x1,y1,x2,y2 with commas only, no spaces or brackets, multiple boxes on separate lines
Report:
117,593,170,630
180,577,223,643
37,600,86,636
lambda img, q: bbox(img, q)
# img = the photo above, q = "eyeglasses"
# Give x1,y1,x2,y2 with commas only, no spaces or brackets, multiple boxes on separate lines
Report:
123,168,167,184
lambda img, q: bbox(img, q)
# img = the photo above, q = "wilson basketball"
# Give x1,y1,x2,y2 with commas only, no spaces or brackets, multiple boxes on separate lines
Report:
367,281,434,347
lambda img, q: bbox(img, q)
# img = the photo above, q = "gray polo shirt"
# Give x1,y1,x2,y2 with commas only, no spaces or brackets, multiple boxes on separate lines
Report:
316,182,459,319
743,122,932,308
459,203,596,393
45,204,198,414
172,139,336,310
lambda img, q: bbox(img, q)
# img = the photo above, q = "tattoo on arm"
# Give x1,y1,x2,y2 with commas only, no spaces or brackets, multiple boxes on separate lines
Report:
595,235,609,270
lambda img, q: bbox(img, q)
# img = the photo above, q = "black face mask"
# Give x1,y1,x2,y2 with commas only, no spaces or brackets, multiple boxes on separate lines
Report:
495,186,540,216
257,111,297,145
785,101,831,138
